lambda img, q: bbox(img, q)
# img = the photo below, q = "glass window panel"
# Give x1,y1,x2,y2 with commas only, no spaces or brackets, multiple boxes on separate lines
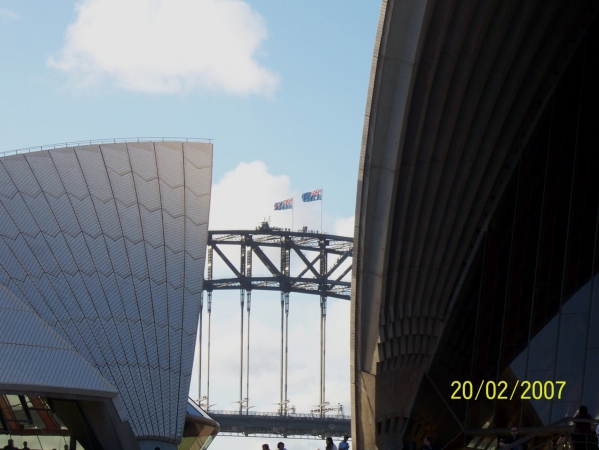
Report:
588,283,599,349
510,346,527,379
556,313,588,371
25,409,48,430
562,139,599,300
5,395,21,408
561,276,593,314
37,434,64,450
525,316,558,372
582,348,599,416
23,396,35,409
550,401,580,422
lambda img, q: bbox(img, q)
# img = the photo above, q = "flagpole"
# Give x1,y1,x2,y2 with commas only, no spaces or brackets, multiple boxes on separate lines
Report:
320,191,323,232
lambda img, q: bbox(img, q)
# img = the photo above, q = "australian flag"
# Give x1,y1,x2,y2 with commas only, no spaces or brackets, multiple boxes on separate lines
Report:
274,198,293,210
301,189,322,202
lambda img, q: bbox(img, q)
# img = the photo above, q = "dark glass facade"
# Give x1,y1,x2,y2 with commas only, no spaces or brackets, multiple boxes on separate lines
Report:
403,20,598,449
178,400,219,450
0,395,76,449
0,394,218,450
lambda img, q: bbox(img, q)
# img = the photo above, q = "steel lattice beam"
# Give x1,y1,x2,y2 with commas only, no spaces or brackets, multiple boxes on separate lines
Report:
203,228,353,300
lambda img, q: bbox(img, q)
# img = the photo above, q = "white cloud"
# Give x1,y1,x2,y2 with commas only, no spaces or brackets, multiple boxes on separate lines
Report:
0,8,19,23
210,161,353,235
48,0,279,95
209,161,292,230
333,215,354,238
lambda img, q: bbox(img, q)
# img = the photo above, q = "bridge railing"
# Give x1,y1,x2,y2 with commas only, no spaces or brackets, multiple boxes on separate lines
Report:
209,410,351,420
1,137,212,157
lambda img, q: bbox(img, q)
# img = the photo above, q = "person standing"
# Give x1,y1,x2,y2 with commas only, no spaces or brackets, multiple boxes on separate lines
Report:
573,406,593,450
338,434,350,450
2,439,17,450
325,437,337,450
422,437,434,450
499,426,527,450
277,442,287,450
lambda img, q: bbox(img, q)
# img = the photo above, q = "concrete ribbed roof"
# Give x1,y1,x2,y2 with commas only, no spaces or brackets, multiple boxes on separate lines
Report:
352,0,597,446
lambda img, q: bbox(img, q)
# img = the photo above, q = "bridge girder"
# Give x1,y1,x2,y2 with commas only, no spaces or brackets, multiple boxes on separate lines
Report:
204,229,353,300
210,411,351,439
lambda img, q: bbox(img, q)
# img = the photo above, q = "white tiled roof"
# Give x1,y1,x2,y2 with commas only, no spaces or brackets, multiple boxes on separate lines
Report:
0,283,119,399
0,141,212,443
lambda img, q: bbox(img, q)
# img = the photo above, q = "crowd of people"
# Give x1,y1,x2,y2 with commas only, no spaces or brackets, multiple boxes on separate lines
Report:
260,434,350,450
2,441,70,450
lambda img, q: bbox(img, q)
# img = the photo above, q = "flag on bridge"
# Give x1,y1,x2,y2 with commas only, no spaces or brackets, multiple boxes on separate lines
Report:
301,189,322,202
274,198,293,210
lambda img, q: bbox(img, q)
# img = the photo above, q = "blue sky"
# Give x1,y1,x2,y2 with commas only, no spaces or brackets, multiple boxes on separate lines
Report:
0,1,381,448
0,0,380,222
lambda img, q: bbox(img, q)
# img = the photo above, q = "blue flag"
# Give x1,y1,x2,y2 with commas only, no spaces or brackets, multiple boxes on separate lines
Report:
301,189,322,202
274,198,293,210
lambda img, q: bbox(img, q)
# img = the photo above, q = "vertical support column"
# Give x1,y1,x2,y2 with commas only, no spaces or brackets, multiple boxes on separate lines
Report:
239,289,245,414
198,291,203,404
245,238,252,414
280,236,292,415
206,244,213,410
279,235,291,415
319,237,328,417
246,290,251,414
320,295,327,417
206,291,212,409
279,291,285,416
239,235,246,414
284,292,289,414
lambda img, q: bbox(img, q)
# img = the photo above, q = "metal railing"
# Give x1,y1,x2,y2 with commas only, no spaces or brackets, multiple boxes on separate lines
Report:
208,409,351,420
487,417,598,450
0,137,212,157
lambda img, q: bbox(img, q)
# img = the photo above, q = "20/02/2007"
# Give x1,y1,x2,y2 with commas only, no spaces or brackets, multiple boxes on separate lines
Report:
450,380,566,400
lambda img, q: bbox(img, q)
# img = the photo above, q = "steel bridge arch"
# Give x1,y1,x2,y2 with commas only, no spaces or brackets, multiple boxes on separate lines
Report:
197,227,353,428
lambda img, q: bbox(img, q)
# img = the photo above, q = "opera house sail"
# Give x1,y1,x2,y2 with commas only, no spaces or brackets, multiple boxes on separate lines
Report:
352,0,598,449
0,141,216,450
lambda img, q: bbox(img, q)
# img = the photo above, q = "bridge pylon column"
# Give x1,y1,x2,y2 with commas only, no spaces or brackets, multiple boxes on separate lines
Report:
320,295,327,417
205,290,212,410
284,292,289,412
239,288,245,414
245,237,252,413
198,291,203,405
319,236,328,418
205,244,213,410
238,236,247,414
279,236,291,415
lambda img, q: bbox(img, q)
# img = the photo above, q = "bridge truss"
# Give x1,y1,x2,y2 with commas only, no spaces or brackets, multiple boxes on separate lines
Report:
198,227,353,430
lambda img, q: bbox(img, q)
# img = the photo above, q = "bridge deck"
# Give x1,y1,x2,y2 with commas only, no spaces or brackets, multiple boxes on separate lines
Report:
209,411,351,438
